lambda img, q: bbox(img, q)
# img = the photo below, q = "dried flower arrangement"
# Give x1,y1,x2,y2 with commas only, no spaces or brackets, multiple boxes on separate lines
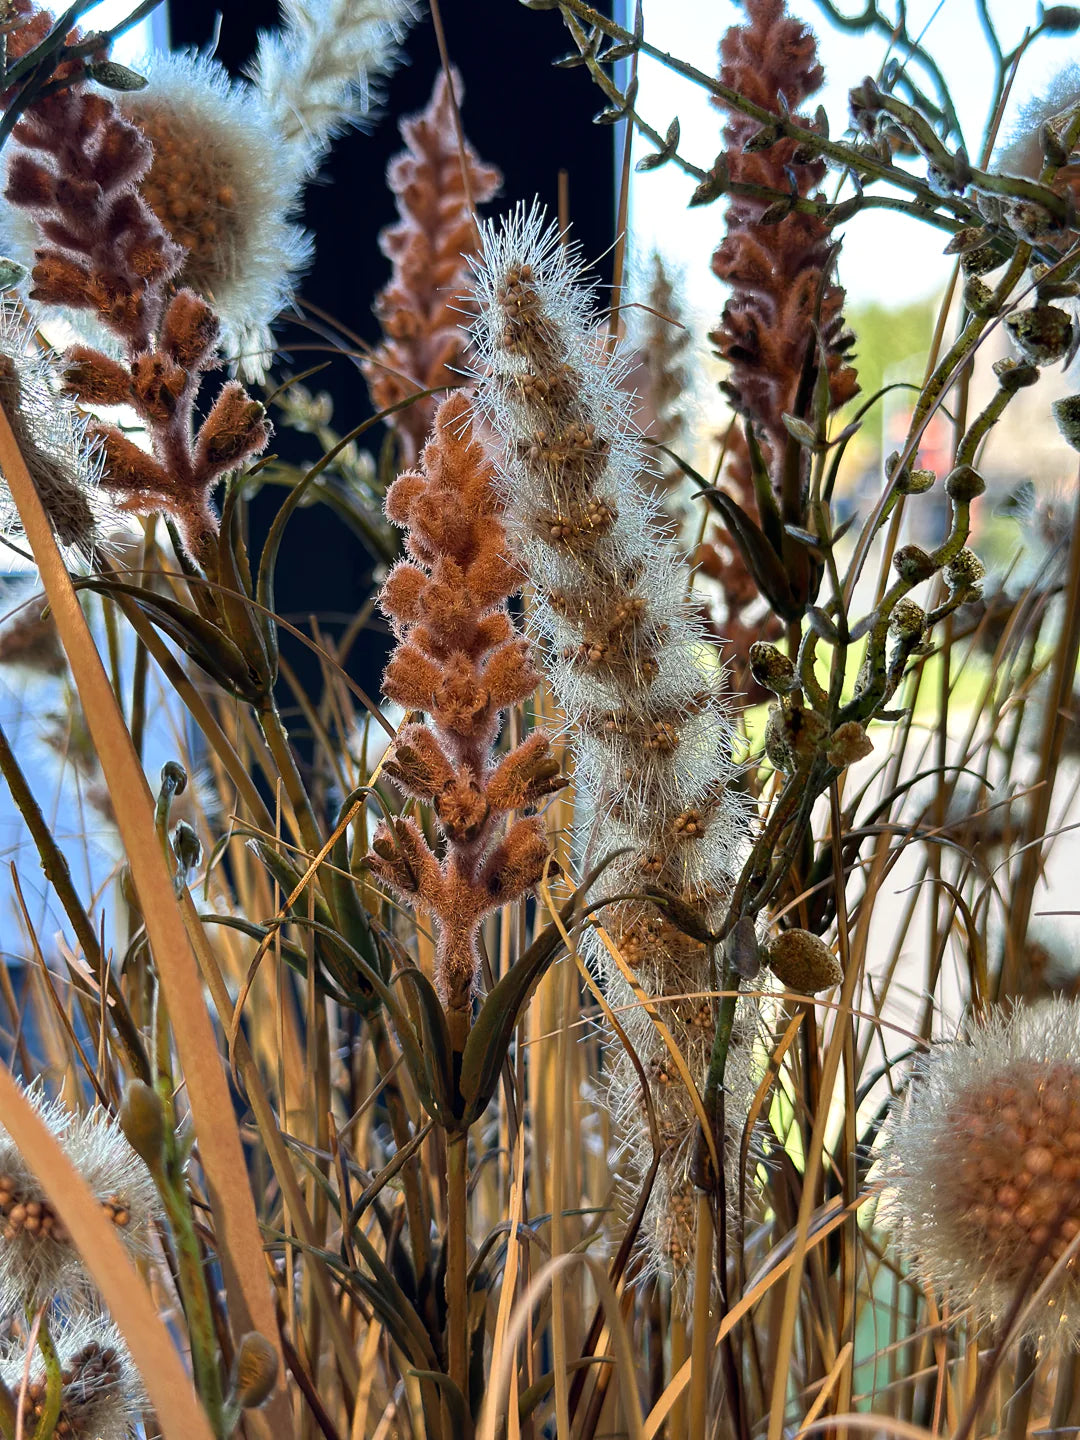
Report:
0,0,1076,1436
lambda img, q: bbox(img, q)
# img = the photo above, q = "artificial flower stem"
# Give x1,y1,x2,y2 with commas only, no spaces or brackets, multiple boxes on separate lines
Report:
28,1309,61,1440
445,1128,470,1407
147,1129,227,1435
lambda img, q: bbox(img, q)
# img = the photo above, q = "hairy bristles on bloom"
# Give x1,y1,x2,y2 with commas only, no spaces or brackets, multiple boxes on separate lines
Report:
247,0,417,183
877,999,1080,1343
1,1312,142,1440
116,51,312,379
469,204,757,1297
0,1087,161,1309
0,305,106,563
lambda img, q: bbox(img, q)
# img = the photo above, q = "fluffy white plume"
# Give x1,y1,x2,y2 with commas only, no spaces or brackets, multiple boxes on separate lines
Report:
469,204,758,1296
247,0,419,182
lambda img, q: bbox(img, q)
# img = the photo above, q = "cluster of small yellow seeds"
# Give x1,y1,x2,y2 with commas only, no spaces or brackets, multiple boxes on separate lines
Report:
942,1060,1080,1283
0,1174,131,1244
125,101,237,294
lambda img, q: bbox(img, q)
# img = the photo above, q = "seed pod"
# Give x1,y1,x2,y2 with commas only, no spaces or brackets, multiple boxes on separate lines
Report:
119,1080,165,1169
893,544,936,585
1005,304,1073,366
895,467,935,495
993,357,1040,392
232,1331,279,1409
749,640,796,694
1052,395,1080,450
889,597,927,640
945,547,986,594
766,929,842,992
944,464,986,501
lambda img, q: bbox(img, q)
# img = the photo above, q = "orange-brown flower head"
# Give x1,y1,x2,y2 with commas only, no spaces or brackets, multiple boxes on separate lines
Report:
369,391,561,1012
878,999,1080,1341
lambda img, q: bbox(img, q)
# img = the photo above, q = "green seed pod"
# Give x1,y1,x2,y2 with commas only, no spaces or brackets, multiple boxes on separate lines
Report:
893,544,936,585
895,467,936,495
119,1080,165,1169
944,464,986,501
963,276,997,316
766,929,842,993
749,640,796,694
889,597,927,640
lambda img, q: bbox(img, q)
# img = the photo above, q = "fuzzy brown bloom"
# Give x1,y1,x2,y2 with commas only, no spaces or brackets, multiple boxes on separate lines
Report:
709,0,858,483
362,71,501,466
367,392,563,1026
3,11,269,564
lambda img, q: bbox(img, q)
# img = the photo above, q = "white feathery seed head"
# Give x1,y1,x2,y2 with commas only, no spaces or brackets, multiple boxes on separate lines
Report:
0,1085,162,1310
876,998,1080,1343
0,304,107,564
469,203,758,1296
0,1311,142,1440
247,0,419,182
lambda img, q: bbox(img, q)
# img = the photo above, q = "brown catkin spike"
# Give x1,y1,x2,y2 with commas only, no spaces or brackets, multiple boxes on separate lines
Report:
708,0,858,485
362,70,502,466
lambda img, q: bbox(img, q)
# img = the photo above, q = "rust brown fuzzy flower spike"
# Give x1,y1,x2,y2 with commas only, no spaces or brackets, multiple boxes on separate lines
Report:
367,392,564,1041
362,70,501,467
2,7,269,567
709,0,858,487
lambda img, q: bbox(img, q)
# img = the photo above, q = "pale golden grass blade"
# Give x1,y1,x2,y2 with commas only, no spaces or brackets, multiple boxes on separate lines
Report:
485,1120,527,1440
0,1064,214,1440
0,403,290,1433
796,1340,853,1437
479,1252,644,1440
643,1194,875,1439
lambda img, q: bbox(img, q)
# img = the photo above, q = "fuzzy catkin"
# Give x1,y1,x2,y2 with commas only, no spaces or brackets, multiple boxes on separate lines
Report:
363,69,501,467
470,207,758,1291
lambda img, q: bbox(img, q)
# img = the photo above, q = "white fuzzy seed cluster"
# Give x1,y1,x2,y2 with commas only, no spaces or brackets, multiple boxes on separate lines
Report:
0,1088,161,1312
0,1312,142,1440
0,304,106,563
470,206,758,1292
877,997,1080,1343
247,0,418,181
